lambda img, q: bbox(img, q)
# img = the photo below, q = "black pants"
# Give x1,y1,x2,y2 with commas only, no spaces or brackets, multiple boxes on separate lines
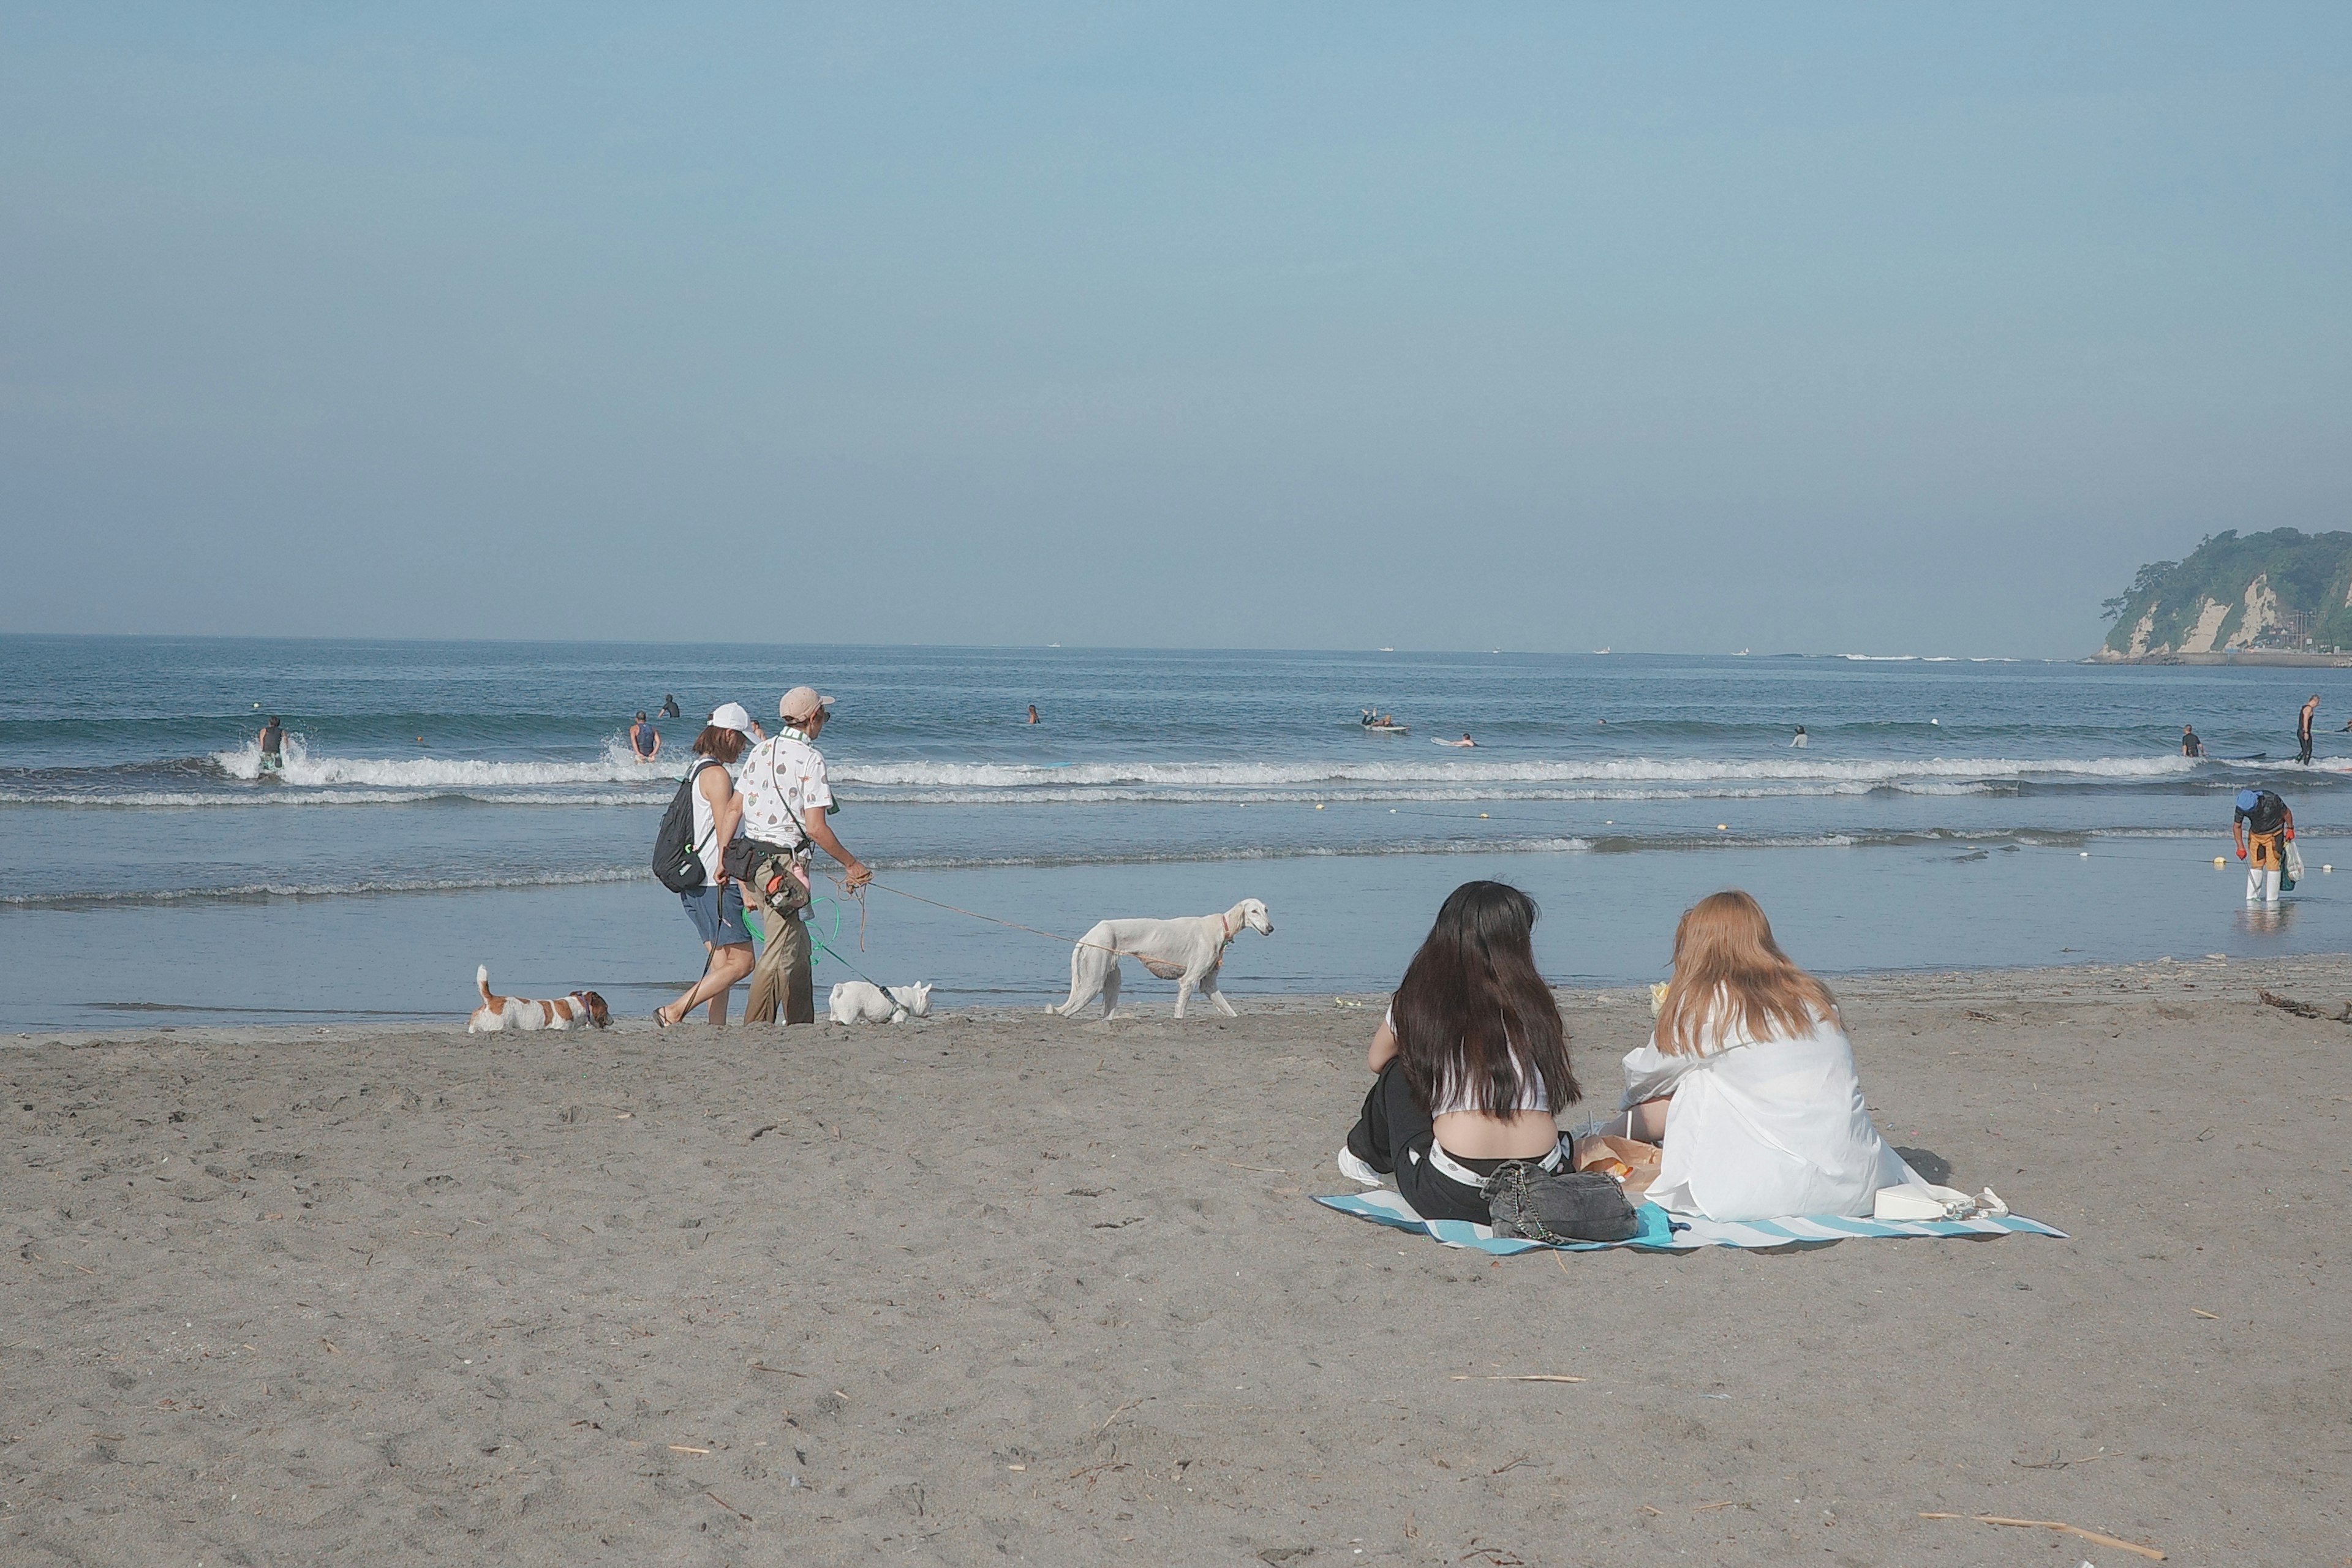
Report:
1345,1058,1508,1224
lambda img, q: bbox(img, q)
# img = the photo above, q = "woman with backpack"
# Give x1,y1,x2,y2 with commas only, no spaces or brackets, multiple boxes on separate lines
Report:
655,704,757,1027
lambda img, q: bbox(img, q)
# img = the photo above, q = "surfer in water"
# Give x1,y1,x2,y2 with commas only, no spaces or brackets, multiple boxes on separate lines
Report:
2298,695,2319,764
1028,704,1040,725
658,694,682,720
1790,725,1808,748
257,715,285,775
1438,732,1476,748
2181,725,2204,758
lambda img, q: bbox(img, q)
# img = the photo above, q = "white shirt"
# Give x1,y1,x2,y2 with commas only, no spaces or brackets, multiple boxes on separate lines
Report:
687,758,734,884
1619,1006,1922,1221
736,729,834,850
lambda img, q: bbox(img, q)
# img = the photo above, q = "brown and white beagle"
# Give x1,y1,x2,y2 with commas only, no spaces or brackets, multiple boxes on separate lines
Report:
468,965,611,1033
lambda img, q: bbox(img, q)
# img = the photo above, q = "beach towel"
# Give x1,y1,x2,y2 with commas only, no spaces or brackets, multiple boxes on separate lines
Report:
1314,1187,2065,1254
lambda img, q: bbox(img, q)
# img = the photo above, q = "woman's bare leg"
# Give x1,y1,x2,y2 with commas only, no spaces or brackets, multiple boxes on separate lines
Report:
701,944,754,1024
663,943,753,1025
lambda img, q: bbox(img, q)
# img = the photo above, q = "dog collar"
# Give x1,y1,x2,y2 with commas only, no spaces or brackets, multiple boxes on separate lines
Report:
1221,912,1235,944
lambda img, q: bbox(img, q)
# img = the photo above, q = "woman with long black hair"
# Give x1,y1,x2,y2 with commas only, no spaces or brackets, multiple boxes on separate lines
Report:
1339,880,1587,1225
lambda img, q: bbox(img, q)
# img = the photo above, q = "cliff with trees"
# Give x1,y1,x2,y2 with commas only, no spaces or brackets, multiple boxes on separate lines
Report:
2098,529,2352,658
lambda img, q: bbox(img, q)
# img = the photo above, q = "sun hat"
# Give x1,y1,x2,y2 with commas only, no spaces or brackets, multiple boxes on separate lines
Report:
779,687,835,722
710,701,757,736
2236,788,2260,812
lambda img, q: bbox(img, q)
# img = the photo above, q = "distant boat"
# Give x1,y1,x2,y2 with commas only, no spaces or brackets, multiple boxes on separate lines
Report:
1378,646,1394,653
1592,646,1611,655
1733,648,1750,657
1047,643,1060,648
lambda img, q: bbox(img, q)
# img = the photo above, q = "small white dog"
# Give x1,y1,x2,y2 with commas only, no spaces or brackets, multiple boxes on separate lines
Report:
467,965,609,1033
827,981,934,1025
1053,899,1273,1020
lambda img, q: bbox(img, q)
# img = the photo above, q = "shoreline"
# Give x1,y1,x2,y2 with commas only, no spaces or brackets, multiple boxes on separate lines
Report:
13,948,2352,1049
2090,647,2352,666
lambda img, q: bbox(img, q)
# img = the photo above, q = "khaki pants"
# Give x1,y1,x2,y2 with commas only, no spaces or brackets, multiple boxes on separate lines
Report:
744,883,815,1025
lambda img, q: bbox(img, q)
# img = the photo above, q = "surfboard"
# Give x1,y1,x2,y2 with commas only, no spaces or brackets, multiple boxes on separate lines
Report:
1362,725,1409,734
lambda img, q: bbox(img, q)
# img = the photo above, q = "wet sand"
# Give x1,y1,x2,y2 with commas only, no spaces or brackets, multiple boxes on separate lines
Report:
6,956,2349,1566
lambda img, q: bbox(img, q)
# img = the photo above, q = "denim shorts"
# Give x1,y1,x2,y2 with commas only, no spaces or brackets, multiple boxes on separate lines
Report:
681,881,750,948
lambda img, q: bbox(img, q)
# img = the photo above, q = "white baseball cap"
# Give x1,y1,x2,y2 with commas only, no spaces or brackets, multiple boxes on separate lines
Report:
709,702,756,736
779,686,835,722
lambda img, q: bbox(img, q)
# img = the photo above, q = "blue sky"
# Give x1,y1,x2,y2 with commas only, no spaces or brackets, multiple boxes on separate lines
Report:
2,4,2345,655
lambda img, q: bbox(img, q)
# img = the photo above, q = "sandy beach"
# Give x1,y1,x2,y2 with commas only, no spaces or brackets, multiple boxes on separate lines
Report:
6,957,2349,1566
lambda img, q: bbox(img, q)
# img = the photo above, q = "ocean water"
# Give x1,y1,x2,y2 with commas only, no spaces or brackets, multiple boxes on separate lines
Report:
5,635,2350,1030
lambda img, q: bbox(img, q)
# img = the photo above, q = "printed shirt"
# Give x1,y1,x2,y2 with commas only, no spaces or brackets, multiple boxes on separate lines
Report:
736,728,834,850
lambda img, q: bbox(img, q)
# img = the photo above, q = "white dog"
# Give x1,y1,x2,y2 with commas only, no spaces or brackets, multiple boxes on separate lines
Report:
1053,899,1273,1020
827,981,934,1025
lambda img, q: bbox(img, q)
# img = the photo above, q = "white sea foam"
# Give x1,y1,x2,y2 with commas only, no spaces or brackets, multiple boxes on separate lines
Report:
0,789,668,809
0,865,652,909
209,737,680,788
9,746,2199,808
829,755,2195,790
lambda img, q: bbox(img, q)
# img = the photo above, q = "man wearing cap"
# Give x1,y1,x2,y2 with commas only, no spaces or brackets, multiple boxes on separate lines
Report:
736,685,873,1025
2233,786,2294,903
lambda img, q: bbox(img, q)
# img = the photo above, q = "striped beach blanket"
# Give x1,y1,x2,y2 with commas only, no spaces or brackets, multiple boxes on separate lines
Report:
1315,1188,2066,1254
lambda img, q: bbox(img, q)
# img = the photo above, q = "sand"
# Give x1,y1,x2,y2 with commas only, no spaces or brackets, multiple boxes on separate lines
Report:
6,956,2350,1566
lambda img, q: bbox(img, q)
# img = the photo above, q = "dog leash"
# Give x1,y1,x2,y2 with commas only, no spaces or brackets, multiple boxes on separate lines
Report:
747,896,897,995
862,878,1220,964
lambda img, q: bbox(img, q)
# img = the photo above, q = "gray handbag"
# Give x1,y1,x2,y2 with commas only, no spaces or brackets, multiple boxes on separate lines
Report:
1483,1160,1640,1245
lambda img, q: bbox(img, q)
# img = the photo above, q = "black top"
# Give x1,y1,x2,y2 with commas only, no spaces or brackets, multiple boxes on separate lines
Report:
658,696,681,718
2182,729,2203,757
2236,790,2288,835
2299,709,2315,743
260,722,284,756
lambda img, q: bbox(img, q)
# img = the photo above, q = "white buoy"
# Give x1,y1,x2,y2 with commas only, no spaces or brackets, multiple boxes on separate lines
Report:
2079,851,2090,858
1717,824,1729,832
1479,813,1489,819
2214,856,2227,867
1314,802,1324,810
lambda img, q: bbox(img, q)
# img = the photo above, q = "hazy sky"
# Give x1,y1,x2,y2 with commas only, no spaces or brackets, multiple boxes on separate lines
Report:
3,4,2346,656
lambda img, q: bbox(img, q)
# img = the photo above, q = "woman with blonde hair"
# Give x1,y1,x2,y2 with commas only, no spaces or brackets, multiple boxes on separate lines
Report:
1613,889,1922,1221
